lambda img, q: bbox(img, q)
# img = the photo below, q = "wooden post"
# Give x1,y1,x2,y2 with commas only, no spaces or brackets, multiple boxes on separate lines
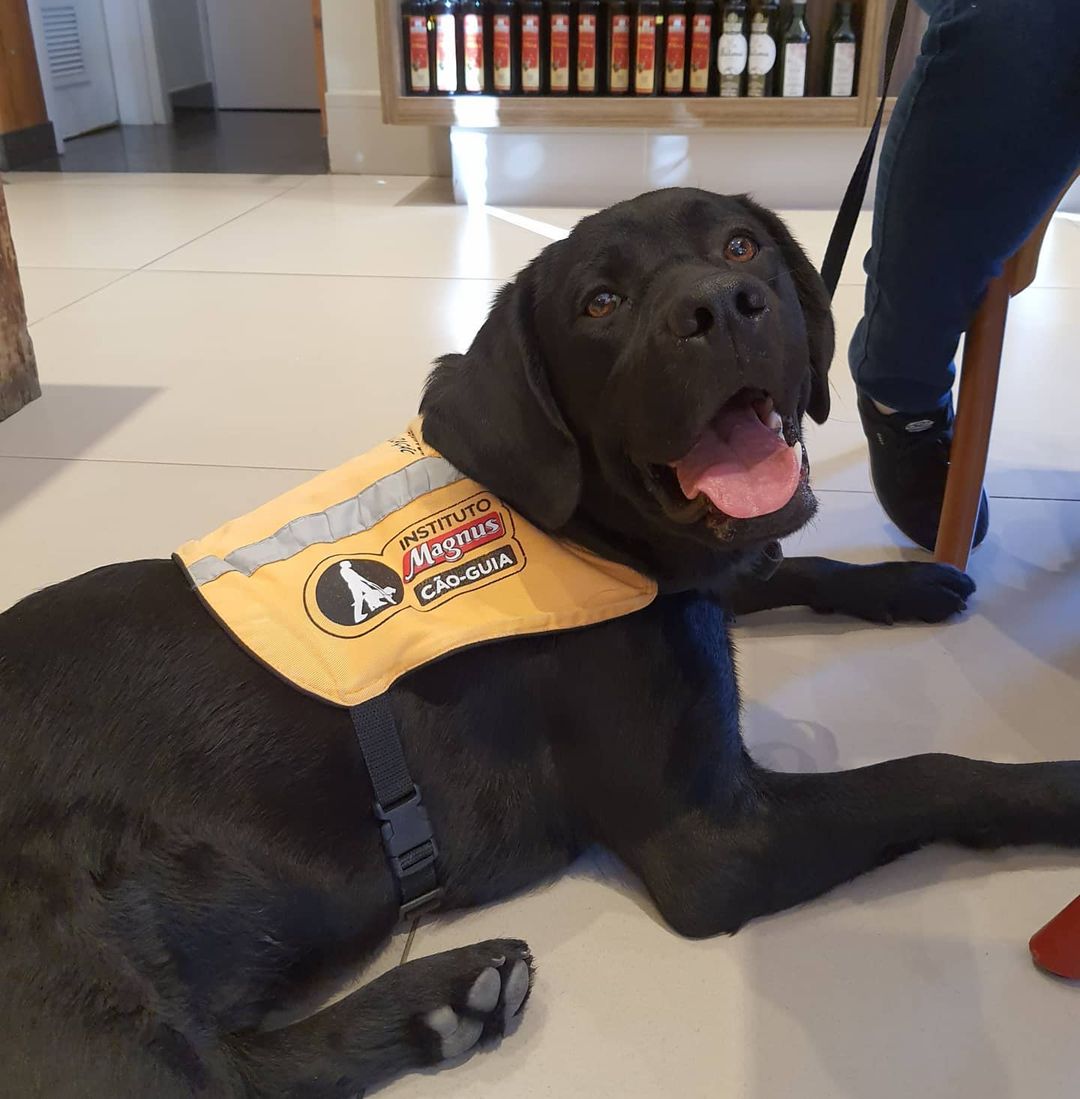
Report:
0,179,40,421
311,0,328,138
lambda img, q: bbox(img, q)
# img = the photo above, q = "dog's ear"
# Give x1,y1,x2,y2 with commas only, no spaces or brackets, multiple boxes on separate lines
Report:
420,260,582,530
736,196,835,424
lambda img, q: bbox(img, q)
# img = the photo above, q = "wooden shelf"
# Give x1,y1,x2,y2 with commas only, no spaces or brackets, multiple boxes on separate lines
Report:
376,0,899,132
387,94,862,129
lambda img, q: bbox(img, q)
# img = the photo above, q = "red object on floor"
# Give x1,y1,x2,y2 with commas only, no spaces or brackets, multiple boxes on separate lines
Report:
1030,895,1080,979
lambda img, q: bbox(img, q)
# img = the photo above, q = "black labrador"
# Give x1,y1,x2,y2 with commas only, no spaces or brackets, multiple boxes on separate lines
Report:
2,189,1075,1098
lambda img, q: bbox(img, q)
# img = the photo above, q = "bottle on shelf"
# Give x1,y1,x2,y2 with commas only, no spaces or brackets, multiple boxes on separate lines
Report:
549,0,572,94
576,0,602,95
745,0,778,97
778,0,810,97
826,0,858,97
717,0,748,98
519,0,545,94
456,0,487,93
430,0,459,94
402,0,433,95
687,0,717,96
662,0,689,96
633,0,661,95
490,0,518,95
607,0,633,96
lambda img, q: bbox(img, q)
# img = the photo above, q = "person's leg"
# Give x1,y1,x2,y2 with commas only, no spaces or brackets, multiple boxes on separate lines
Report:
849,0,1080,550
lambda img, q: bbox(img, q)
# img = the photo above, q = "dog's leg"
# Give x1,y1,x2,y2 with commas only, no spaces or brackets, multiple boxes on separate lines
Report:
229,938,533,1097
728,556,976,623
628,755,1080,938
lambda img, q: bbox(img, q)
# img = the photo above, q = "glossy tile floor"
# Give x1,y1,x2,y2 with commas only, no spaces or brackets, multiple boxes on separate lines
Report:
2,172,1079,1097
13,110,328,175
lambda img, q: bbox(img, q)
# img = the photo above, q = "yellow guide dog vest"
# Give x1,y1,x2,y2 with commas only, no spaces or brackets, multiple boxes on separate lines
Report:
175,420,658,708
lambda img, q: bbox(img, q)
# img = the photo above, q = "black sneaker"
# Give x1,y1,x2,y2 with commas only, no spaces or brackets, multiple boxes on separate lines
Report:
857,391,989,553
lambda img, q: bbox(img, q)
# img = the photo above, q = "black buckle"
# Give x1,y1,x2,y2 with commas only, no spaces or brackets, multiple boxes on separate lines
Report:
375,786,442,919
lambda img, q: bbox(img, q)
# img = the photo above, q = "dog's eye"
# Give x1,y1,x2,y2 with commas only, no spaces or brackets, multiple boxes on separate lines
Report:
585,291,621,319
724,236,759,263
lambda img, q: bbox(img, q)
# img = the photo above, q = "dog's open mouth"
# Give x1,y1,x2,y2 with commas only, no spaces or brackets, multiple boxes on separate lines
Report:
646,389,808,525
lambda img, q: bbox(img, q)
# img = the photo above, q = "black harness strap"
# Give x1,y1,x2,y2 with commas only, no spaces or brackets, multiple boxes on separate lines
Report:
820,0,911,300
350,696,442,921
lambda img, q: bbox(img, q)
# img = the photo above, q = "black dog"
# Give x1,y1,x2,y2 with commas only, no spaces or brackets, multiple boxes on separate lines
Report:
2,189,1074,1098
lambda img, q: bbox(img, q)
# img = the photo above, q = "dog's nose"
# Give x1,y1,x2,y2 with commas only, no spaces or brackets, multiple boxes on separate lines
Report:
666,276,769,338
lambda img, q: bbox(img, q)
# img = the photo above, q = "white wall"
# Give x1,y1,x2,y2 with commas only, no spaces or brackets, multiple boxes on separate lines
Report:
451,128,883,210
204,0,318,110
101,0,169,125
149,0,207,93
321,0,449,176
450,129,1080,213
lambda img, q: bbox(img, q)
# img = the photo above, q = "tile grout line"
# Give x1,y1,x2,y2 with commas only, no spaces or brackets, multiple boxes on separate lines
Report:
815,487,1080,503
132,175,312,272
20,177,314,328
27,269,137,328
139,267,506,283
0,453,324,475
2,454,1080,504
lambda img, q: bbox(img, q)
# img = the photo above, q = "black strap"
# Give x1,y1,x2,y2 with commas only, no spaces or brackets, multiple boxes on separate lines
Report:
820,0,911,300
350,696,442,921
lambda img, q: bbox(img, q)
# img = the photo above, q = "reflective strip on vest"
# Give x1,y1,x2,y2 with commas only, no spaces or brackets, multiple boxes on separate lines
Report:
186,456,464,587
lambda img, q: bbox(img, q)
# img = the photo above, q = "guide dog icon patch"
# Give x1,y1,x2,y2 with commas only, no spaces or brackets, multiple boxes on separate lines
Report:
311,558,404,630
303,493,528,640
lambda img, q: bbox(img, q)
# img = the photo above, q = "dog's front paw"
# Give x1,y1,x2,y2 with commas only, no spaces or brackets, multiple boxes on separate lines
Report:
812,561,975,625
409,939,533,1064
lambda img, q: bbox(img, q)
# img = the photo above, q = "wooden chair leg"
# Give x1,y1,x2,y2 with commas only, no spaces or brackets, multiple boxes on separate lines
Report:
934,272,1010,570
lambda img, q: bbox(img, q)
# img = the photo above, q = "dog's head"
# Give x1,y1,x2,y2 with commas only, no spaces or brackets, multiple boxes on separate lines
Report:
421,188,834,588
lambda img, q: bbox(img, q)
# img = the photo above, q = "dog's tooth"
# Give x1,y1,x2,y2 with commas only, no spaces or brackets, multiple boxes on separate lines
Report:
767,411,783,434
793,441,803,467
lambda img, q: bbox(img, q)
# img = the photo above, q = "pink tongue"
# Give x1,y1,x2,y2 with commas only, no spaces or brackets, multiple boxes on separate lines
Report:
672,405,801,519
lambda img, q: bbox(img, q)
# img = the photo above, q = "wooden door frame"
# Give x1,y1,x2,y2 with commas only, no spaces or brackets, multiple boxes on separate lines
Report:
0,0,58,167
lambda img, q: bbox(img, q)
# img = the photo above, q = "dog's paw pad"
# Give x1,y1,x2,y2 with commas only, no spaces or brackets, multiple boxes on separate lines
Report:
466,966,502,1013
410,939,533,1065
502,959,530,1023
423,1004,459,1039
422,1005,485,1060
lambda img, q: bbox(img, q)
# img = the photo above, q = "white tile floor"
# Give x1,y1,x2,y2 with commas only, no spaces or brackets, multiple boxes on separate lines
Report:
3,172,1079,1097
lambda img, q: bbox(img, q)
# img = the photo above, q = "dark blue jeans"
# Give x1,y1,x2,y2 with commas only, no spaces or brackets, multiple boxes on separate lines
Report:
849,0,1080,413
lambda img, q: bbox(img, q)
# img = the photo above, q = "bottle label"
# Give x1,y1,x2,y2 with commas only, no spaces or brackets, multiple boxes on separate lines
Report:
688,14,712,94
493,14,512,91
551,12,571,91
435,12,457,92
664,14,686,94
408,15,431,93
746,17,775,96
462,13,485,92
718,14,747,97
782,41,806,96
610,13,631,93
747,29,776,75
830,41,855,96
578,13,597,92
635,14,657,94
522,13,541,91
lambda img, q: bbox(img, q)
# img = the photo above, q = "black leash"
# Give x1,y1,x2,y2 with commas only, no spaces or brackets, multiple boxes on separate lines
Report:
350,696,442,921
820,0,911,299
